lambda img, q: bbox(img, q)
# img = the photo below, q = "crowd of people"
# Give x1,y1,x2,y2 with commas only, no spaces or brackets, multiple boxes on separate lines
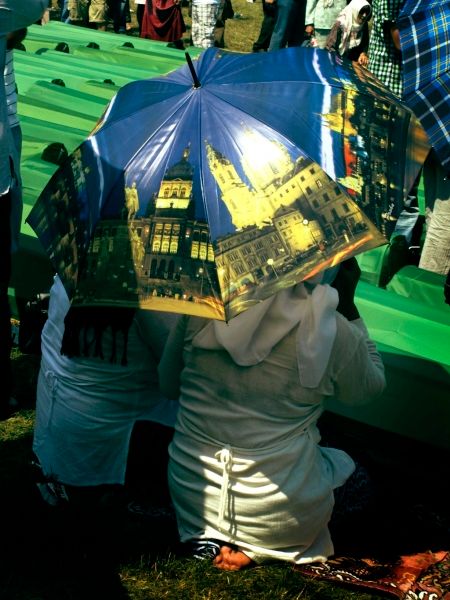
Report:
1,0,449,578
54,0,375,54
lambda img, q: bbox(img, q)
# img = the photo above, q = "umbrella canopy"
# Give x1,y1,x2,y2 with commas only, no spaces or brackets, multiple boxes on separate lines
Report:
398,0,450,173
27,47,428,321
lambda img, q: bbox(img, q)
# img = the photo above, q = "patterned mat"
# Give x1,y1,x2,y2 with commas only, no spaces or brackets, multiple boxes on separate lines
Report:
295,551,450,599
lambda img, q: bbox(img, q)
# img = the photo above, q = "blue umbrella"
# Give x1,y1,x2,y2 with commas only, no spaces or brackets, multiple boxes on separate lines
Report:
27,47,428,321
398,0,450,173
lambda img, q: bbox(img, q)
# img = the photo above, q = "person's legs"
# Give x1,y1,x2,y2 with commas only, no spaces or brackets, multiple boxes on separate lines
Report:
108,0,127,33
61,0,71,22
286,0,305,47
136,2,145,33
89,0,107,30
0,193,13,420
252,0,277,52
67,0,90,26
268,0,294,50
191,1,223,48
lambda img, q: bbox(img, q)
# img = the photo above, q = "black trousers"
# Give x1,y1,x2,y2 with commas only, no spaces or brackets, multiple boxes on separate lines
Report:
252,0,277,52
0,192,12,406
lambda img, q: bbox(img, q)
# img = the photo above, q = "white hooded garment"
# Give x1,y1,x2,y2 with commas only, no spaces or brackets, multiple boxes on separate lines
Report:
159,282,385,564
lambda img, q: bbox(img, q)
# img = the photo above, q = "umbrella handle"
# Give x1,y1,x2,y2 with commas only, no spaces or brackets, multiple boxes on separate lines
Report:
185,52,201,89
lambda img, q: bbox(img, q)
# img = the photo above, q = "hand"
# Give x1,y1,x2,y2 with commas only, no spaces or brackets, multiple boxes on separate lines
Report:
331,257,361,321
390,26,401,51
305,24,315,36
357,52,368,67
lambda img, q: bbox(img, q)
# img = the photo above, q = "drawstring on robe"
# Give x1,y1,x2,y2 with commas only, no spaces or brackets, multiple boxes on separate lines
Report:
215,445,233,529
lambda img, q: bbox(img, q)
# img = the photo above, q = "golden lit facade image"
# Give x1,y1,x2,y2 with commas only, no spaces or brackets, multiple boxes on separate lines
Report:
72,131,382,319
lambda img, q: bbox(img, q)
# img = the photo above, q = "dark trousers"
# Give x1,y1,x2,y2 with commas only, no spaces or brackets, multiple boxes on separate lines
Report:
252,0,277,52
268,0,306,51
0,192,13,406
136,2,145,34
108,0,129,32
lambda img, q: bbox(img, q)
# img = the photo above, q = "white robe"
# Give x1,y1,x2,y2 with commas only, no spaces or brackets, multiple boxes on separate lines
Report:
33,276,178,487
159,306,385,564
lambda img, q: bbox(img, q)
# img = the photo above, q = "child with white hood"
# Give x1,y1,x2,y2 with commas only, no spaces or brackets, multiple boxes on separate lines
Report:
325,0,372,65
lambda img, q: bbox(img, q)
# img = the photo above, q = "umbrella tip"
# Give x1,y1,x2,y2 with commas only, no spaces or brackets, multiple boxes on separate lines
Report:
185,52,201,89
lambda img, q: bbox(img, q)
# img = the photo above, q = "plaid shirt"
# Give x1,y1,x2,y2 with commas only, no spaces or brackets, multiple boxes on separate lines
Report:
367,0,403,97
399,0,450,172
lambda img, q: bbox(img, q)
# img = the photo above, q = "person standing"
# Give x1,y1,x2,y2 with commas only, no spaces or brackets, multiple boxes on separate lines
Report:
252,0,277,53
135,0,146,35
325,0,371,65
268,0,306,51
67,0,107,30
190,0,224,48
141,0,185,48
304,0,347,49
367,0,403,97
366,0,423,286
0,0,47,421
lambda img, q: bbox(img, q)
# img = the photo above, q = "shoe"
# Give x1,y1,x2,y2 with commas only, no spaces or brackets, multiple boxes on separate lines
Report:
189,539,221,560
167,40,184,50
36,481,69,507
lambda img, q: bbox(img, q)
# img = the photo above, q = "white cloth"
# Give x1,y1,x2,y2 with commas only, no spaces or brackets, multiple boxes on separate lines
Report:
33,276,178,487
193,283,339,388
335,0,371,55
159,290,385,564
192,0,222,6
0,0,47,194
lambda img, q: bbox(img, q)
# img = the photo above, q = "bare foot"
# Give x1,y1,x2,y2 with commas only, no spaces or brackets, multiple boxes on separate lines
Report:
213,545,253,571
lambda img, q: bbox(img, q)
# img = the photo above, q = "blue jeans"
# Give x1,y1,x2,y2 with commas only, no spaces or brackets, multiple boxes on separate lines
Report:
268,0,305,51
60,0,70,22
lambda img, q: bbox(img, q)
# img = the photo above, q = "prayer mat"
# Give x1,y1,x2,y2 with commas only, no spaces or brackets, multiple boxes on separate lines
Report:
294,550,450,599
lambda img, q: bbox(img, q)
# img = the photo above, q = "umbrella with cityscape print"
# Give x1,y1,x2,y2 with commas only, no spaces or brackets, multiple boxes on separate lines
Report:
27,47,429,321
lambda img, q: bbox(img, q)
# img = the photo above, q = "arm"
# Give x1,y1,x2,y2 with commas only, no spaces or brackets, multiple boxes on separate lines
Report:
157,315,188,400
325,22,341,53
332,317,386,405
357,24,369,66
331,257,361,322
330,258,386,404
390,25,401,51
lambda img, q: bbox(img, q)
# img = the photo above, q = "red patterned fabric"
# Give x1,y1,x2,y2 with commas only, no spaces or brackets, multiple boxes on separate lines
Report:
141,0,186,42
295,551,450,599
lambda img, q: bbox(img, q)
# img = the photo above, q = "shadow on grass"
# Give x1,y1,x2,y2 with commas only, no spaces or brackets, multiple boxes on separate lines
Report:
0,414,179,600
